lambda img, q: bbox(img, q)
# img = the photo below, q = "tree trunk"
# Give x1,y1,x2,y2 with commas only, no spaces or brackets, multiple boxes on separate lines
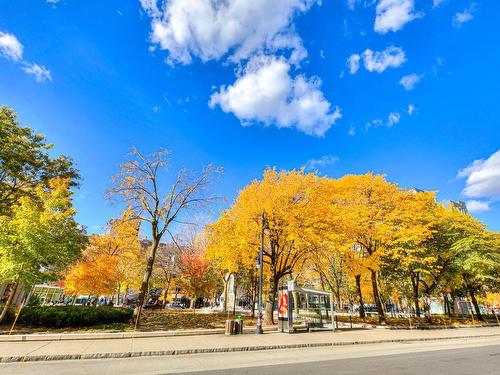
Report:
370,270,386,324
162,277,171,308
423,294,432,323
410,272,421,318
0,281,19,324
124,285,129,306
190,296,196,311
355,275,366,319
232,277,237,316
222,274,229,313
264,274,277,325
115,282,121,305
466,284,485,322
443,293,451,317
335,289,341,312
134,238,160,318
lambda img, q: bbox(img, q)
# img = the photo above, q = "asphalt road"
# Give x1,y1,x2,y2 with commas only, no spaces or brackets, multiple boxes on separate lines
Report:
176,345,500,375
0,336,498,375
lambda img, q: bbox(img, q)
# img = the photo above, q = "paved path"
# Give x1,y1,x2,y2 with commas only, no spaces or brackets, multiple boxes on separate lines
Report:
0,335,498,374
0,327,498,363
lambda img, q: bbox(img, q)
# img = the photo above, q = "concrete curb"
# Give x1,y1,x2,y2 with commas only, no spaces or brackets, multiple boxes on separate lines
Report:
0,327,277,342
2,324,497,342
348,323,499,330
1,333,498,363
384,324,499,330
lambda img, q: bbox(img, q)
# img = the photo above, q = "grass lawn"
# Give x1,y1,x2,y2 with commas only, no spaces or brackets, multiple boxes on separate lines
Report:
335,314,499,327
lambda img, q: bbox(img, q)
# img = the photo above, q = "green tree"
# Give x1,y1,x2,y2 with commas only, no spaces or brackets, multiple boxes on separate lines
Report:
0,106,79,216
451,228,500,321
0,178,87,323
413,207,497,323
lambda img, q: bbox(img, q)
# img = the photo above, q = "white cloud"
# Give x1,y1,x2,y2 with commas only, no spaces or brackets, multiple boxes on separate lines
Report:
0,31,51,83
362,46,406,73
139,0,161,18
407,104,416,115
143,0,320,65
399,73,422,90
374,0,422,34
209,55,341,137
365,118,383,130
348,124,356,136
47,0,60,3
387,112,400,126
453,3,476,28
465,200,490,213
365,110,403,130
458,150,500,199
22,63,52,82
305,155,340,170
432,0,445,8
0,32,23,61
347,54,361,74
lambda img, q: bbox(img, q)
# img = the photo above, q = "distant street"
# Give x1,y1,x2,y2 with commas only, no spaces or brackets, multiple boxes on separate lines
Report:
0,336,498,375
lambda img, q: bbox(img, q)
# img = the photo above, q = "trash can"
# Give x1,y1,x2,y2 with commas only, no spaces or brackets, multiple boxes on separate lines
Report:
225,319,235,335
234,318,244,334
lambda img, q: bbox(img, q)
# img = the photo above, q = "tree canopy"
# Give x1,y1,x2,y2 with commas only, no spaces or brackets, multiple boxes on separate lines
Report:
0,106,79,216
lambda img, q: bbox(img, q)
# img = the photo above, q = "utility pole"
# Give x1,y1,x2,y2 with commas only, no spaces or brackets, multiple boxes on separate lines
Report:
256,212,267,334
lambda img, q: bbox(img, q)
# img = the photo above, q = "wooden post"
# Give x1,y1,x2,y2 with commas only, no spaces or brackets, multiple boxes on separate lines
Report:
493,311,500,327
134,305,142,331
9,296,27,335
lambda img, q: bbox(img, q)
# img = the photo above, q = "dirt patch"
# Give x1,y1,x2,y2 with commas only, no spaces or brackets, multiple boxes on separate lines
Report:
137,310,258,331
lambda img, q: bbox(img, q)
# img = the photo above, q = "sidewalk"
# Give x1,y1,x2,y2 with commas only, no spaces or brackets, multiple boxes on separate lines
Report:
1,327,498,363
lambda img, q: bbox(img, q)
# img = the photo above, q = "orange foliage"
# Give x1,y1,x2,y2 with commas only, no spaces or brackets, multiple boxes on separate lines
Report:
64,255,119,296
177,251,216,307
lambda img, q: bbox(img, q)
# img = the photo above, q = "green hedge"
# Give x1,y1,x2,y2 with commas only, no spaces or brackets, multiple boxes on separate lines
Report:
17,306,133,328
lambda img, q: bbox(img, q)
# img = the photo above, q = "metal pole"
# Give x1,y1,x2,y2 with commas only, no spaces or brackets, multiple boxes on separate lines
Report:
330,293,335,332
256,213,265,334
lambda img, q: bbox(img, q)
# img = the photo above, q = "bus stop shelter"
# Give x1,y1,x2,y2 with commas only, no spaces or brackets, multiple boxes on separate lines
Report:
278,281,335,333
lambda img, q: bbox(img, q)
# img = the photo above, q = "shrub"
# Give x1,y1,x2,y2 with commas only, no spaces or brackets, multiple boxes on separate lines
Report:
27,294,42,307
18,306,133,328
0,304,16,324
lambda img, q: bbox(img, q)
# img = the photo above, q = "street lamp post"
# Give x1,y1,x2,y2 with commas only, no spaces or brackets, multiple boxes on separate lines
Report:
256,212,267,335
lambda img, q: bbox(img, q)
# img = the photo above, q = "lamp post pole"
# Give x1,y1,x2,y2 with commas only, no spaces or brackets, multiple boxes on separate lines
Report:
256,212,266,334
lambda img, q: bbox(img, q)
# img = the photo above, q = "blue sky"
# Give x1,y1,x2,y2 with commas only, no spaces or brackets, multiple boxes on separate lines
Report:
1,0,499,233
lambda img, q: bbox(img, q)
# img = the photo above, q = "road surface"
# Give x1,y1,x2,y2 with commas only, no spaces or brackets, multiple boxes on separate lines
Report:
0,336,498,374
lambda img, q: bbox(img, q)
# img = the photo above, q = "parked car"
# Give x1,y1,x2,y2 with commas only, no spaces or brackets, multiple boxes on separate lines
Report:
167,302,185,310
145,299,162,310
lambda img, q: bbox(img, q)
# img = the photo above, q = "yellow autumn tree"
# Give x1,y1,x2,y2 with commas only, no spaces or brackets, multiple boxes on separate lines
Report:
321,174,406,323
207,168,325,324
64,255,119,297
